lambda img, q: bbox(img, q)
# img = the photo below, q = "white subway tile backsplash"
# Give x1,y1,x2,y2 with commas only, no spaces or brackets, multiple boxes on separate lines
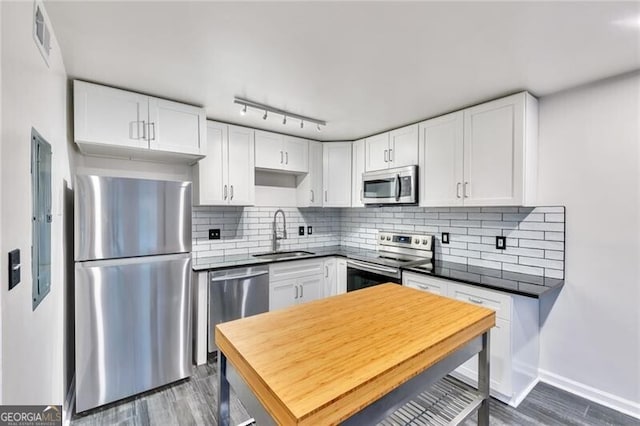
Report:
193,205,565,279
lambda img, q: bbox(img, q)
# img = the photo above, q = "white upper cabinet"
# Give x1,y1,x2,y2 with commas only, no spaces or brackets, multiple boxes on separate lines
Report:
419,111,465,207
351,139,366,207
255,131,309,173
365,124,419,171
463,93,536,206
419,92,538,207
226,125,255,206
389,124,419,167
323,142,352,207
73,80,205,162
193,121,254,206
148,98,205,156
297,141,323,207
365,133,390,171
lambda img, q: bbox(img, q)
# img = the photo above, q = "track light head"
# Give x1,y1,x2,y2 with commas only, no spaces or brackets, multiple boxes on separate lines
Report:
263,110,268,120
240,104,247,116
316,124,322,132
283,116,287,125
300,120,304,129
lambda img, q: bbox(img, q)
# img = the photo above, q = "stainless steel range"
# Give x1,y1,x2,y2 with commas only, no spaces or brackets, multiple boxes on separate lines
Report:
347,231,434,292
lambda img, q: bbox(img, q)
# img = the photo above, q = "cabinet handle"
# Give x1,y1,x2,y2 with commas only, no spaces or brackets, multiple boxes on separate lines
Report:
325,265,329,278
464,182,470,198
300,284,304,298
389,148,393,162
149,122,156,141
418,284,429,290
230,185,234,200
285,152,289,165
468,297,484,305
294,285,299,299
141,120,147,140
456,182,462,199
324,190,328,202
360,189,363,202
280,151,283,164
310,190,314,202
223,185,228,200
384,149,388,162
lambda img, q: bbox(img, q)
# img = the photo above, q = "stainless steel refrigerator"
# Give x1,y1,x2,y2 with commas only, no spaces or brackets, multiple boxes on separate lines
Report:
74,175,192,413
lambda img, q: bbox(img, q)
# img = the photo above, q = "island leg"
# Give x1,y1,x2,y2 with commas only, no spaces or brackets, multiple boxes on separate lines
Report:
478,331,490,426
218,352,230,426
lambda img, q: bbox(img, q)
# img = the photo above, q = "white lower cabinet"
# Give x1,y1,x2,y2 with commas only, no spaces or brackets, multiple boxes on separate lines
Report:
269,260,324,310
402,272,539,407
336,258,347,295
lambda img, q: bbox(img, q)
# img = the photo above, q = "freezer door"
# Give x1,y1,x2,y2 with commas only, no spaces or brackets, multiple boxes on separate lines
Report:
75,175,191,261
75,254,192,412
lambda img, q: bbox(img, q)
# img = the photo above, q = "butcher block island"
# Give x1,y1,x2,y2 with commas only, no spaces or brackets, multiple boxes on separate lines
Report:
215,283,496,426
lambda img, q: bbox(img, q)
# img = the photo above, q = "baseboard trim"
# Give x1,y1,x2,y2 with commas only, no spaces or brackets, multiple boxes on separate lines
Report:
538,369,640,420
511,376,540,408
63,375,75,426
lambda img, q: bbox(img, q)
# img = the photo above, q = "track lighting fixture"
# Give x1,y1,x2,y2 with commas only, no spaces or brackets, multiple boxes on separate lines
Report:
234,97,326,131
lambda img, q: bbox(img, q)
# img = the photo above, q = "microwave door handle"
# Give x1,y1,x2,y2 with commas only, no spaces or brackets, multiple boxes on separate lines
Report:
395,174,401,201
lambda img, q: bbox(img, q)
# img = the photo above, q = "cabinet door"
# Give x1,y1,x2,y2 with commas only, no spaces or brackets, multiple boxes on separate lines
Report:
226,125,255,206
419,112,464,207
453,317,512,397
389,124,418,168
351,139,366,207
255,130,284,170
299,275,323,304
463,94,524,206
269,279,297,311
73,81,149,149
323,142,352,207
148,97,205,156
193,121,227,205
402,272,448,296
365,133,390,171
296,141,322,207
336,258,347,295
283,136,309,173
323,258,337,298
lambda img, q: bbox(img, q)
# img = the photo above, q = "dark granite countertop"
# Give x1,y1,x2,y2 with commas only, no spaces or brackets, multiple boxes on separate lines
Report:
193,245,563,298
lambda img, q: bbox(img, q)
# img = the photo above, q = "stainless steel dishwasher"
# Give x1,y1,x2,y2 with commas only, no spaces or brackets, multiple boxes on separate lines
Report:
208,266,270,352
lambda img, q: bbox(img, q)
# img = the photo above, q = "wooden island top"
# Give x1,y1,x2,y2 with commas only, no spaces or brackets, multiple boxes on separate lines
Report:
216,283,495,425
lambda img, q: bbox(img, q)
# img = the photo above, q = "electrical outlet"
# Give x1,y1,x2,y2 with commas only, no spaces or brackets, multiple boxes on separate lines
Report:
298,226,305,236
307,226,313,235
209,229,221,240
496,236,506,250
441,232,450,244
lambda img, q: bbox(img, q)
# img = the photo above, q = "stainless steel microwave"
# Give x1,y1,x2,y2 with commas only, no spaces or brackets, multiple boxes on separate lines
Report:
362,165,418,205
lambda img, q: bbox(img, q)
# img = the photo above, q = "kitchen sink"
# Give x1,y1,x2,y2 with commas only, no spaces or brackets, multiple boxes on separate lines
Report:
253,250,315,260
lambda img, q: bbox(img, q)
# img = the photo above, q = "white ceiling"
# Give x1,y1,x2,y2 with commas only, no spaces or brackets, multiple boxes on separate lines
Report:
46,1,640,141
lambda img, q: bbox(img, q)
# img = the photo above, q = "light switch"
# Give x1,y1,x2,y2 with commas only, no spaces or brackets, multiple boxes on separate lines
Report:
8,249,20,290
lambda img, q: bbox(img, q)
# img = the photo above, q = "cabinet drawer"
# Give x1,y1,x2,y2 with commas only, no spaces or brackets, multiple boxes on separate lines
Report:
402,272,449,296
448,283,511,321
269,259,324,281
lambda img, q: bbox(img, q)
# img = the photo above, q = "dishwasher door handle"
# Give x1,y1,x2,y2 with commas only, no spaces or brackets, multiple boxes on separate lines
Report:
210,270,269,282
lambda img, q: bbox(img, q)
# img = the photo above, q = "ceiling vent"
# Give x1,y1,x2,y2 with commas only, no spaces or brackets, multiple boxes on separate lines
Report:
33,1,51,66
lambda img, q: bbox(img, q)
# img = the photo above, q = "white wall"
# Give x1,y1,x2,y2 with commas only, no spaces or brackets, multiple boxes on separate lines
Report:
0,2,71,405
537,71,640,416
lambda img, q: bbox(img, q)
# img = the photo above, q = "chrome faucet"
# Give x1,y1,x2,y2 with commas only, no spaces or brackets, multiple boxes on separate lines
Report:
272,209,287,252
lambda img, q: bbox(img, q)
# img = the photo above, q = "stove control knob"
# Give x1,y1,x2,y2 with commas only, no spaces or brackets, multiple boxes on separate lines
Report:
422,239,428,245
414,238,419,244
380,235,384,240
386,236,391,241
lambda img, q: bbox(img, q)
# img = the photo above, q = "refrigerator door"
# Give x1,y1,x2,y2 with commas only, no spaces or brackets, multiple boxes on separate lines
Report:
75,175,191,261
75,253,192,412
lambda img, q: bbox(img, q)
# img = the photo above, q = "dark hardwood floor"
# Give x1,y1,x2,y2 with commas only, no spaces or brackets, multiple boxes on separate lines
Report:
71,361,640,426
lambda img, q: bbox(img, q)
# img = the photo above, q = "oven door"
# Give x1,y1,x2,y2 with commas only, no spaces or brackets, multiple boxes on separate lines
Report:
346,260,401,292
362,165,417,205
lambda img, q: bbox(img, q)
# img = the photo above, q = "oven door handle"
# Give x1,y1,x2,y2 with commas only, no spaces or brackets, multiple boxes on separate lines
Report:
395,174,401,201
347,259,399,275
